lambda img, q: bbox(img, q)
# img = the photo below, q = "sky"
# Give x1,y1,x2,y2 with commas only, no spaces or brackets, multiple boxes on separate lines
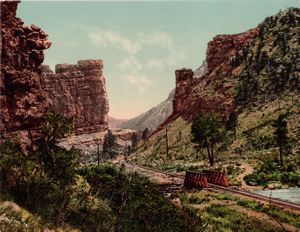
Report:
17,0,300,119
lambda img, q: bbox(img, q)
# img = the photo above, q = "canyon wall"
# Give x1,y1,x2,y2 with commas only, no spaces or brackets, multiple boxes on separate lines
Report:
0,1,51,139
172,28,259,120
41,60,109,134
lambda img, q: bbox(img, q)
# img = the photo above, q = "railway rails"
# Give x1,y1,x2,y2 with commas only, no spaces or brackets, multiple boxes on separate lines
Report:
123,161,300,211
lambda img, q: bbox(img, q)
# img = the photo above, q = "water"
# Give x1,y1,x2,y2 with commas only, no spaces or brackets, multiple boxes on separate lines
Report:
254,187,300,204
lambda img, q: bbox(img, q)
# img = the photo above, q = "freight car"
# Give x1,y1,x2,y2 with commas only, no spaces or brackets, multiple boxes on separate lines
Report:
184,170,228,189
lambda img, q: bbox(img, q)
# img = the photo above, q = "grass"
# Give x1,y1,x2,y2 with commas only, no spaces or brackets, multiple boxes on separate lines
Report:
237,198,300,228
203,204,283,232
0,201,79,232
244,158,300,187
177,191,300,229
130,93,299,174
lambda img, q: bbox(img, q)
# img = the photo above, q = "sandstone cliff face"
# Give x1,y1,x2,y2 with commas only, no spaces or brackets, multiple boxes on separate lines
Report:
41,60,109,134
172,28,259,120
0,1,51,138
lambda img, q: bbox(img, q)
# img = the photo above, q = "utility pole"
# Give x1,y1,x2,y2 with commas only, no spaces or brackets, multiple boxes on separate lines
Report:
166,125,169,157
97,143,100,167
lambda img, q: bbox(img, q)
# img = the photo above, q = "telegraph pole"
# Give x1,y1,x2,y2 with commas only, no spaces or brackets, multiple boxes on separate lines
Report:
166,125,169,157
97,143,100,167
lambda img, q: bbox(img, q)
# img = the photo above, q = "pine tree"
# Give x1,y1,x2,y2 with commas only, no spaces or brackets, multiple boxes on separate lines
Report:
103,130,117,158
142,127,149,141
131,132,138,150
226,111,238,140
191,112,225,166
273,113,289,166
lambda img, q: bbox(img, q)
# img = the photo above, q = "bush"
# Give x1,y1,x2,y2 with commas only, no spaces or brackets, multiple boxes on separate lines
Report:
80,165,204,231
1,111,204,231
244,159,300,187
204,204,282,232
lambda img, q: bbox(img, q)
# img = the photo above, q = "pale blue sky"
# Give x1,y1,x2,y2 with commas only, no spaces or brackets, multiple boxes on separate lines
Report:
18,0,300,119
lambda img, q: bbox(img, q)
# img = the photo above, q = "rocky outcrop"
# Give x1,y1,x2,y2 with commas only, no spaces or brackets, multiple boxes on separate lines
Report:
124,61,208,133
0,1,51,139
59,128,135,160
41,60,109,134
120,89,175,132
172,28,259,120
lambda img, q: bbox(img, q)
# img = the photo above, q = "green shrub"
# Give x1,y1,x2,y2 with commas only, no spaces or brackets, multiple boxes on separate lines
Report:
237,199,263,211
244,159,300,187
204,204,283,232
80,166,204,231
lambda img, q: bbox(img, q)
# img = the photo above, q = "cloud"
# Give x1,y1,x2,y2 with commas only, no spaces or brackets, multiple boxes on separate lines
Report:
88,30,176,55
118,55,143,70
89,30,141,54
122,73,153,93
146,47,186,70
80,26,186,91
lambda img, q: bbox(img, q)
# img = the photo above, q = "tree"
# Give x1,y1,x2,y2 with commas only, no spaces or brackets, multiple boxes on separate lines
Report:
36,110,78,184
126,145,133,156
142,127,149,141
273,113,289,166
0,110,79,206
191,112,225,166
226,111,238,140
131,132,138,150
165,126,169,158
103,130,117,158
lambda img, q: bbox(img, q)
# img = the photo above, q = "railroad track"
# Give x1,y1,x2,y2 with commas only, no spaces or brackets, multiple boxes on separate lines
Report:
123,161,300,211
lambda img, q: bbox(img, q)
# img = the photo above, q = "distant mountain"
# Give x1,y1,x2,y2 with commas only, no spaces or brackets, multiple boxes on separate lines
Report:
194,60,208,78
120,89,175,132
119,61,208,132
108,116,128,129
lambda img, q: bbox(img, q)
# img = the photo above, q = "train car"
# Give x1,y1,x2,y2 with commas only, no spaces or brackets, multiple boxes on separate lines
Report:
184,170,229,189
184,171,208,189
203,170,229,187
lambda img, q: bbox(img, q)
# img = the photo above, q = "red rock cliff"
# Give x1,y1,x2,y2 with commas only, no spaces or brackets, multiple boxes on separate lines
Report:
0,1,51,137
41,60,109,134
172,28,259,120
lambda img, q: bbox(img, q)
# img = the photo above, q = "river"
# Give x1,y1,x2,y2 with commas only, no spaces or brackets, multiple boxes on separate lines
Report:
255,187,300,204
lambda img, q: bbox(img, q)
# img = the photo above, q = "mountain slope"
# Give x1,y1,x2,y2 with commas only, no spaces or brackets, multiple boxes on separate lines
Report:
108,116,127,129
130,8,300,177
120,89,175,131
120,61,208,132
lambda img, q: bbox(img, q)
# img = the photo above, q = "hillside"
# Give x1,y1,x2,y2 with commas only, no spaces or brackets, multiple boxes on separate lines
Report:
130,8,300,187
120,89,175,131
108,116,128,129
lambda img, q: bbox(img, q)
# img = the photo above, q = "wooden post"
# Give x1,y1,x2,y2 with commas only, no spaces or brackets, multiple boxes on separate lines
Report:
97,143,100,167
166,126,169,157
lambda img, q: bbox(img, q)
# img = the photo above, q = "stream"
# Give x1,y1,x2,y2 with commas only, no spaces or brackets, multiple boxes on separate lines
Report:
254,187,300,204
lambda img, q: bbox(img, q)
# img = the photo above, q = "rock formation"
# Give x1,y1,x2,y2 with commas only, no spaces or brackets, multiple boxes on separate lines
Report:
133,8,300,166
41,60,109,134
121,60,208,133
172,28,259,120
0,1,51,140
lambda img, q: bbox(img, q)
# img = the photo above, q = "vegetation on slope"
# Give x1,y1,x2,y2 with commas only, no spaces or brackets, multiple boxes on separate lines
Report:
130,8,300,188
176,191,300,230
0,111,203,231
234,8,299,107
